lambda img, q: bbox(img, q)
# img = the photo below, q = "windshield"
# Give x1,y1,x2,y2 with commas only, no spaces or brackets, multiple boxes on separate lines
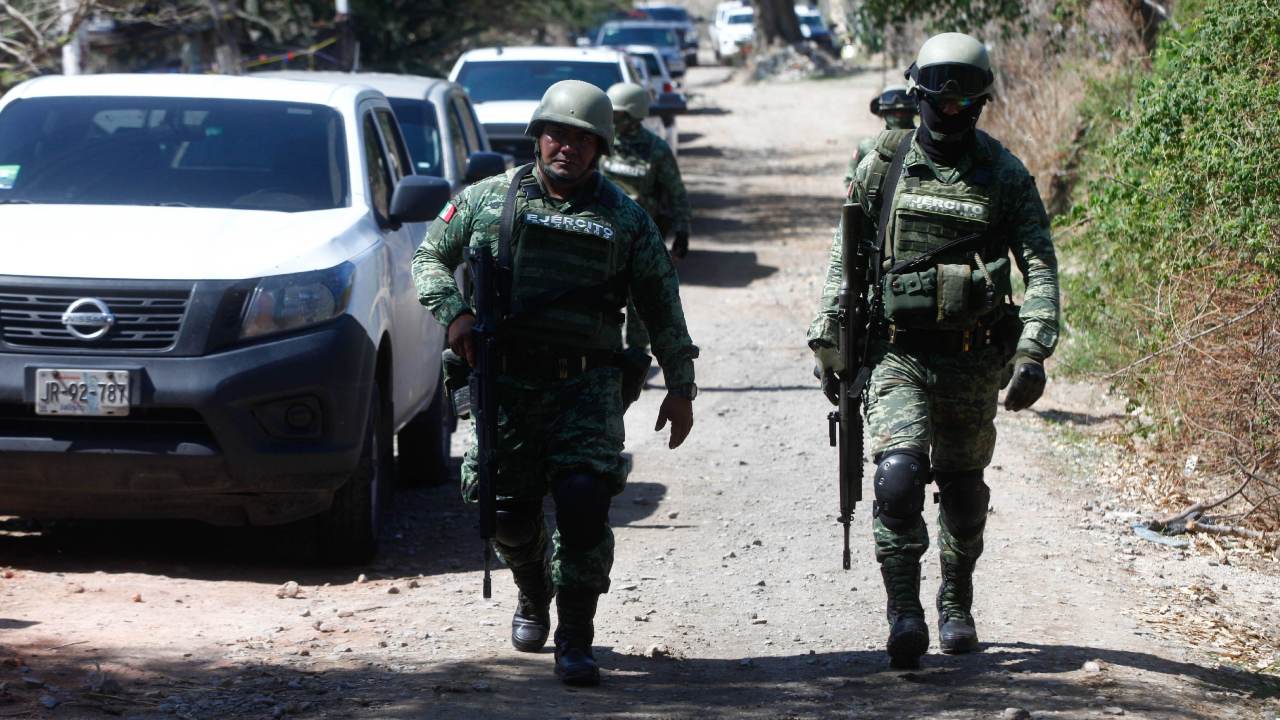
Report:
0,96,348,212
599,26,679,48
636,53,663,75
728,12,753,24
799,14,826,29
456,61,624,103
388,98,443,177
643,7,689,22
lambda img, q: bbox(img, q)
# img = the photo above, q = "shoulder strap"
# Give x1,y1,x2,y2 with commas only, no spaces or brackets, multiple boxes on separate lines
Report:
498,163,535,273
876,132,914,265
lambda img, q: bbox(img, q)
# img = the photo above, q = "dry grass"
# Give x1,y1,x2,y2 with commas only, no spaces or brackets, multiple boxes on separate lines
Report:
981,0,1143,212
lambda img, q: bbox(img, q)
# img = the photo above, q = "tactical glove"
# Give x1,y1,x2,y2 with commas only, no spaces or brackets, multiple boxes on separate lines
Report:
1003,354,1046,412
672,231,690,259
814,345,845,406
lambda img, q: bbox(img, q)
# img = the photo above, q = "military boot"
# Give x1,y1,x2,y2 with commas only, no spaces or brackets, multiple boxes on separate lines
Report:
881,556,929,669
937,553,979,654
553,588,600,686
510,562,553,653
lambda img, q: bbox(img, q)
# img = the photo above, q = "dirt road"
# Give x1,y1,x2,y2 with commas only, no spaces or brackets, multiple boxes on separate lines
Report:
2,66,1277,719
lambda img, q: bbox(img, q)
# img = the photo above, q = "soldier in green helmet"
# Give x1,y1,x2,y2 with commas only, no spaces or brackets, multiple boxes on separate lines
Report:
843,84,918,194
601,82,692,352
412,79,699,686
809,32,1060,669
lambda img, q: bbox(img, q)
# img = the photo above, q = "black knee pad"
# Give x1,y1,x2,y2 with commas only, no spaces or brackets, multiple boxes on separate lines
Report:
872,451,929,532
551,472,611,551
494,500,542,548
935,470,990,537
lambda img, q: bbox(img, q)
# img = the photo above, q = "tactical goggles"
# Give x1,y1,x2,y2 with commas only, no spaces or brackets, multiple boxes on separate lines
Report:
879,88,914,108
908,62,993,98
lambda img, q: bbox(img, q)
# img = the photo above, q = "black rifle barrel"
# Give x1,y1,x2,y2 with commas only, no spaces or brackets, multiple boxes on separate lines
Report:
467,246,499,599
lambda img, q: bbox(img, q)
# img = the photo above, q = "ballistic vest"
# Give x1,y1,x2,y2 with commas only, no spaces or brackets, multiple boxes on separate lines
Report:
506,173,628,350
601,129,660,217
867,129,1015,329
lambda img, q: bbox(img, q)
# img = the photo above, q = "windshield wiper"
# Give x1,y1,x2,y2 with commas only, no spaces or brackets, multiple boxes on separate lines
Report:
0,199,33,205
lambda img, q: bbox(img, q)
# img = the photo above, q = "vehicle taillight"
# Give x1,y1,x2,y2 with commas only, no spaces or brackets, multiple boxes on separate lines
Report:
663,82,673,93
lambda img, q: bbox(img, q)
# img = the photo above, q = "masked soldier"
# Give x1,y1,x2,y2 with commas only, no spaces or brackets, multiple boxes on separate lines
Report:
809,33,1059,669
844,84,918,194
601,82,693,352
412,80,699,685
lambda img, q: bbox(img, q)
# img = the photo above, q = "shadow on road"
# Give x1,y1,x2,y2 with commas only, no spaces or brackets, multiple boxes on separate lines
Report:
1033,408,1128,427
676,249,776,288
0,637,1273,719
0,458,664,585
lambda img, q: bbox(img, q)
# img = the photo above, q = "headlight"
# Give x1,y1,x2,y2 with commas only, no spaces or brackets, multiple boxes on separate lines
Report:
240,263,355,340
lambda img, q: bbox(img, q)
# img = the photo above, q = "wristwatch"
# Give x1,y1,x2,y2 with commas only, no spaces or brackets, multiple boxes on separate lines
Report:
670,383,698,400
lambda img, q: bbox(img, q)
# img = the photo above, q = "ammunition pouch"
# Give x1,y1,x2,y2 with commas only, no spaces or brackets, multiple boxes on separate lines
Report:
883,257,1011,330
617,345,653,411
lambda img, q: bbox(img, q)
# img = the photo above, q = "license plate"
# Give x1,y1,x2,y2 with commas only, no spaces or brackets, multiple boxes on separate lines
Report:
34,369,131,416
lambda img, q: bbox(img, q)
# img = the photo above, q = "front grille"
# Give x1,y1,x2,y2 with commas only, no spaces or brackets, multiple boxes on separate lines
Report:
0,286,191,351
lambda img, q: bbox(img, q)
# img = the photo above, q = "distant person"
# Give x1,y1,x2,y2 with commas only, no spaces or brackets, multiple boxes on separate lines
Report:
601,82,692,352
843,84,918,194
412,80,699,686
809,32,1060,669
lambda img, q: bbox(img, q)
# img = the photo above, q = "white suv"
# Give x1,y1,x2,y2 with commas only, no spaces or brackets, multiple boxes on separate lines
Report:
0,74,453,562
450,46,665,164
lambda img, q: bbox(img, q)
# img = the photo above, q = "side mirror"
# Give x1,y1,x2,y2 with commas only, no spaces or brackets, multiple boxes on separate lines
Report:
389,176,452,225
465,151,506,184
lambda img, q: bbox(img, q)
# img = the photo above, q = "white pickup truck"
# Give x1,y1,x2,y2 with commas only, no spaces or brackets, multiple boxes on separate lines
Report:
0,74,453,562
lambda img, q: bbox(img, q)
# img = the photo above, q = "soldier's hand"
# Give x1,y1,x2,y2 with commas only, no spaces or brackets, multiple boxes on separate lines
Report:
813,344,845,406
447,313,477,367
655,394,693,449
1004,354,1046,412
672,231,690,260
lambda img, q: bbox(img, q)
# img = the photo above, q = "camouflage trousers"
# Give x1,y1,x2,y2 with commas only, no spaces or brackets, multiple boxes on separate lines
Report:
461,367,628,594
864,342,1005,471
865,342,1003,569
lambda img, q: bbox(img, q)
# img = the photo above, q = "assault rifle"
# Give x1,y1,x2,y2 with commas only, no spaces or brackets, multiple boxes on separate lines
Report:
826,201,878,570
467,245,500,599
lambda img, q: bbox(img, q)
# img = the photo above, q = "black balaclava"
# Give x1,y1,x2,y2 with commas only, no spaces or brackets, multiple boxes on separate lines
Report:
915,95,985,166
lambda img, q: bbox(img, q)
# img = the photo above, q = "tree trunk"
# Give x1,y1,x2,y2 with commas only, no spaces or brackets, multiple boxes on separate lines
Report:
206,0,241,74
756,0,803,48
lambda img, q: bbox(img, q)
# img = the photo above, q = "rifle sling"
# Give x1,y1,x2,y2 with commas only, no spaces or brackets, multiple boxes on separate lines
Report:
886,231,985,276
876,133,914,267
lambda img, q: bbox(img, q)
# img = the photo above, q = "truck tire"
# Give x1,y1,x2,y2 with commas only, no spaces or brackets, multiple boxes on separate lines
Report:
397,375,452,487
319,382,390,564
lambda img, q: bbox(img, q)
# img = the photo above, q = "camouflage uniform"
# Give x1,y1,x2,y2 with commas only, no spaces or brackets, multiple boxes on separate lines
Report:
809,128,1059,661
602,124,691,350
412,166,698,593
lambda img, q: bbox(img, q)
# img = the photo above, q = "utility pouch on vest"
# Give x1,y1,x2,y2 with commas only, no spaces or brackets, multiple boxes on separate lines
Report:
442,348,472,419
936,263,972,325
617,346,653,411
883,268,937,324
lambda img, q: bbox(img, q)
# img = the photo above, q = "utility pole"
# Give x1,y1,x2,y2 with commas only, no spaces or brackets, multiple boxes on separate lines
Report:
59,0,84,75
335,0,357,71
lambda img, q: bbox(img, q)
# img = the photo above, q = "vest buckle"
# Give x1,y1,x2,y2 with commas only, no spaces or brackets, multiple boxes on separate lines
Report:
558,358,568,380
962,329,972,352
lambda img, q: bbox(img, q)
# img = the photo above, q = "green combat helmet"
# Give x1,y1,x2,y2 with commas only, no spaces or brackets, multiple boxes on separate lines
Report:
905,32,995,101
869,84,916,116
606,82,651,121
526,79,615,151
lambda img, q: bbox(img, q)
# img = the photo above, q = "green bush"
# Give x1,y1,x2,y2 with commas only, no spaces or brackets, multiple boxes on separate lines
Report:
1059,0,1279,530
1061,0,1280,374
